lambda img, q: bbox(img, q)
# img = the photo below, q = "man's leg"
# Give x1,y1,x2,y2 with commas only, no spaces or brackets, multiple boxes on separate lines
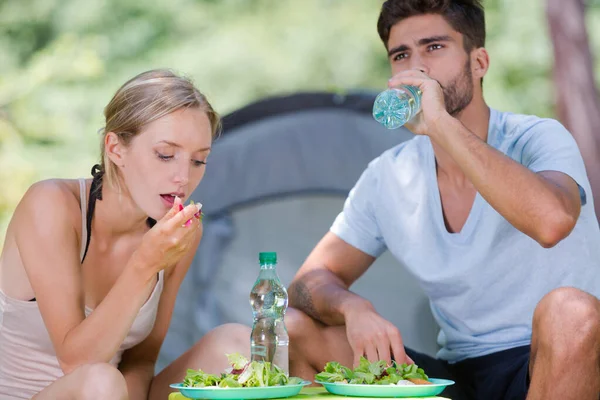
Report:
286,307,353,380
528,287,600,400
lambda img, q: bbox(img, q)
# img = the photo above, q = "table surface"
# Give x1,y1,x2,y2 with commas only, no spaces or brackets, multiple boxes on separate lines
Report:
168,386,450,400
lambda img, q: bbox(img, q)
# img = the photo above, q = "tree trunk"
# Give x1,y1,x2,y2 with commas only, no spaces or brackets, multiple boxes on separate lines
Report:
546,0,600,222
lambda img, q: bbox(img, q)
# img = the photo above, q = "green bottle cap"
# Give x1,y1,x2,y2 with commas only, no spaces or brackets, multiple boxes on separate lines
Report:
259,252,277,264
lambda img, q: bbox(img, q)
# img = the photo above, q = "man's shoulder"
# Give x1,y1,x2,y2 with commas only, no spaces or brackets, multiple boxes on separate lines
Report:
493,109,568,143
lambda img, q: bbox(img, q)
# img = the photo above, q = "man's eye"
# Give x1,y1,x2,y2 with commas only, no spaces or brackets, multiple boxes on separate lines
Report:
428,44,443,51
393,53,407,61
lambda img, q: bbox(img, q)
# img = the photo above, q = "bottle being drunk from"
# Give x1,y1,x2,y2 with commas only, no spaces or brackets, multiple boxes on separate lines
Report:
372,85,422,129
249,252,289,375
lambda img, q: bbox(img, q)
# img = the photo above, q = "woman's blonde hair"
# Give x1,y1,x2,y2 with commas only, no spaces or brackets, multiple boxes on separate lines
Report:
99,69,221,191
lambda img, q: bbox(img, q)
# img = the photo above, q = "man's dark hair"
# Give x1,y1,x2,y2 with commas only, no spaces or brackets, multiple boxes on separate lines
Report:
377,0,486,52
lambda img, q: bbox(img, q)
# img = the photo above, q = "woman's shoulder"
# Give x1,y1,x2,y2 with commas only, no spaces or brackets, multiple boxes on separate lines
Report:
2,179,87,289
24,178,83,206
13,178,87,232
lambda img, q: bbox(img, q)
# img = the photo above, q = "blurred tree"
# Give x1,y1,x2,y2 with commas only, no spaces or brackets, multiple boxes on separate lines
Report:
0,0,599,247
547,0,600,222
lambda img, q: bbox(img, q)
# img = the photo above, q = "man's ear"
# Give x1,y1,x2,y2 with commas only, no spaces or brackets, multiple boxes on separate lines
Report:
472,47,490,82
105,132,125,168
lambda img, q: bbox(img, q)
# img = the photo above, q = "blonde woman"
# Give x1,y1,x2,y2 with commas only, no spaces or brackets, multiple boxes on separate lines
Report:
0,69,250,399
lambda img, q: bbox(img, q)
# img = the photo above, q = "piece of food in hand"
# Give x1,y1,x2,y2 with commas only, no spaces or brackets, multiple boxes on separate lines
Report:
190,200,203,220
315,356,431,385
182,353,304,388
178,200,203,227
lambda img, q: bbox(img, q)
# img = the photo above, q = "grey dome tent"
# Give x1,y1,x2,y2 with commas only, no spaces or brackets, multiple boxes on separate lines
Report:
157,91,440,371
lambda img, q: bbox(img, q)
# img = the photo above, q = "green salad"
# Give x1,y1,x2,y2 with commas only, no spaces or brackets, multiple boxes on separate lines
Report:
315,357,430,385
183,353,304,388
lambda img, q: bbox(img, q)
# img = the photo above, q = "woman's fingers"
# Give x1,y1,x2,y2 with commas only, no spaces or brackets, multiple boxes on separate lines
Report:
163,202,201,230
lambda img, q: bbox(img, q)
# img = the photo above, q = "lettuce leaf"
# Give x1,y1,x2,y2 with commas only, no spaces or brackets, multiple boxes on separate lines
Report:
183,354,304,388
314,360,354,383
182,369,220,387
227,353,249,370
315,358,429,385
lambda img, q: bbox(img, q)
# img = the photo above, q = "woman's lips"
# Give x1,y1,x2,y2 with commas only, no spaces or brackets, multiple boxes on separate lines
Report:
160,194,175,207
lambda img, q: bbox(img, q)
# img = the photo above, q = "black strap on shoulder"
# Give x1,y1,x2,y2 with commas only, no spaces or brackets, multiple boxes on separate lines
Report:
29,166,103,302
82,164,103,263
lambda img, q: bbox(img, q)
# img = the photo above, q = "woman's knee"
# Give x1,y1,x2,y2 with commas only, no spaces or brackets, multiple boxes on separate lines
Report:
198,323,251,354
181,323,250,374
73,363,128,399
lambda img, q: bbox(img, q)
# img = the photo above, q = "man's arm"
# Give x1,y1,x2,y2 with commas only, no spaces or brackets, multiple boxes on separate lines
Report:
389,70,582,248
431,115,581,248
288,231,375,325
289,232,411,365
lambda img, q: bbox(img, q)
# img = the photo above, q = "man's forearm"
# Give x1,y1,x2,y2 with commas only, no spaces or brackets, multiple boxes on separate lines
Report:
431,114,579,246
288,274,373,326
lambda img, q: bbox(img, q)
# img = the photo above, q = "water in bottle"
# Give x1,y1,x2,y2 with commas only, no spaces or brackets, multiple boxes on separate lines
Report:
372,85,422,129
249,252,290,375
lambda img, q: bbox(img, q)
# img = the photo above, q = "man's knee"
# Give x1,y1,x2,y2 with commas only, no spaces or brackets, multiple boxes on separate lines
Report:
73,363,127,400
285,307,317,342
534,287,600,350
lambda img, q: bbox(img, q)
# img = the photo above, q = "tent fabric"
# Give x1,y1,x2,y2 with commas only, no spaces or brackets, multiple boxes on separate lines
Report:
157,91,440,371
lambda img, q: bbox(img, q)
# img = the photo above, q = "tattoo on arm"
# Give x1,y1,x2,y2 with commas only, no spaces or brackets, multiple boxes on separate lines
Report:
289,280,321,321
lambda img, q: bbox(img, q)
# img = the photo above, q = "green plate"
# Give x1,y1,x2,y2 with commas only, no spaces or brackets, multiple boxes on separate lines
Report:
315,379,454,398
169,381,311,399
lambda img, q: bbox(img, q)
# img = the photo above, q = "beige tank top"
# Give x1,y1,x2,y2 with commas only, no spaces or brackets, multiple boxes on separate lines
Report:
0,179,164,399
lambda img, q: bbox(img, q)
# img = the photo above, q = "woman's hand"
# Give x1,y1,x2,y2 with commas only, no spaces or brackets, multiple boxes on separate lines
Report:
133,196,202,276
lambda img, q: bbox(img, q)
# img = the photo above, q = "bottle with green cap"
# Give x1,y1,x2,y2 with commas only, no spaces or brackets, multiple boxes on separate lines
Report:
249,252,289,375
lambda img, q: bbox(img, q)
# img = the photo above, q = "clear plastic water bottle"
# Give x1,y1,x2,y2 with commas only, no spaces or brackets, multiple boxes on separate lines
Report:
249,252,289,375
372,85,422,129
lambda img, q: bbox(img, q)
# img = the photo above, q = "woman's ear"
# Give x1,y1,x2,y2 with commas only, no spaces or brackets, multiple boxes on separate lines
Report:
105,132,125,168
472,47,490,82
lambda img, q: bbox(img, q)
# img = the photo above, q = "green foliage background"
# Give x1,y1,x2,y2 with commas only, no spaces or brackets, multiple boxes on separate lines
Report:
1,0,599,247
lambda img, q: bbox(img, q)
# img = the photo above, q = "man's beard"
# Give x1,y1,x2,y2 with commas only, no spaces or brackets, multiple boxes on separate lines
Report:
441,59,474,116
